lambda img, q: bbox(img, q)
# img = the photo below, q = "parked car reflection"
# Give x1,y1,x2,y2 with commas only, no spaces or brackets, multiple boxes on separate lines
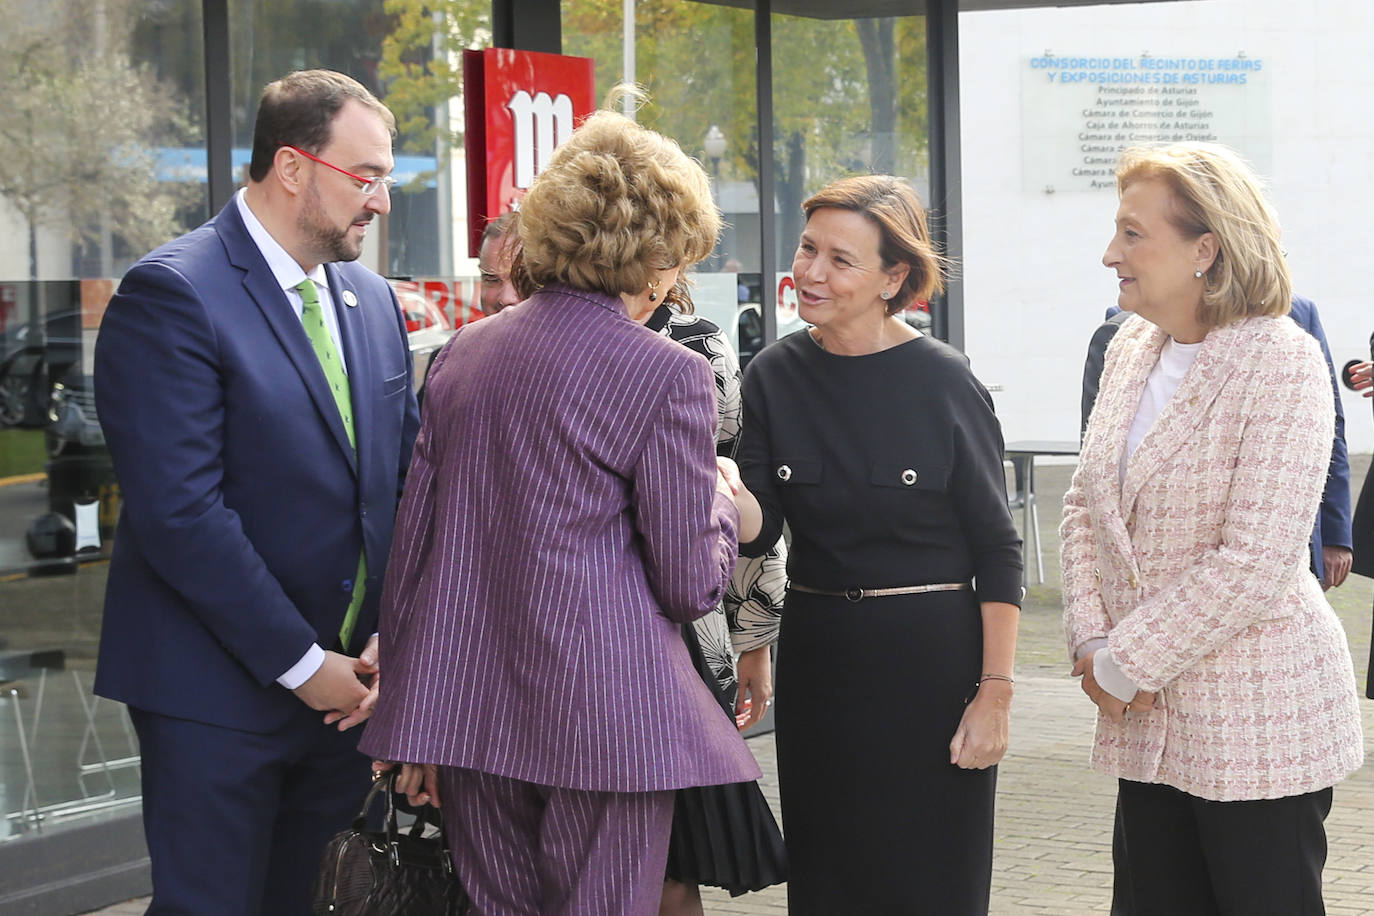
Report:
392,280,455,391
0,309,81,428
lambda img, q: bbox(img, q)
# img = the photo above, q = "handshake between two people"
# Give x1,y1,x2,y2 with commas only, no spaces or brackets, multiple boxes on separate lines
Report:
717,457,764,544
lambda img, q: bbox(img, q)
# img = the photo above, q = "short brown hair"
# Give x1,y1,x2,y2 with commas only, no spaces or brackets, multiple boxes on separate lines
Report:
481,211,517,249
802,175,945,316
248,70,396,183
498,211,539,302
1116,143,1290,327
517,108,720,296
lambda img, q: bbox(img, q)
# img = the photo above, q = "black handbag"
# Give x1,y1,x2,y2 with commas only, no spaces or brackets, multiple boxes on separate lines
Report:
313,771,469,915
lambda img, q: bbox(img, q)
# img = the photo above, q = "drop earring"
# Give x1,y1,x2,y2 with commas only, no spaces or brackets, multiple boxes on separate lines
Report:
647,278,660,302
1194,269,1204,279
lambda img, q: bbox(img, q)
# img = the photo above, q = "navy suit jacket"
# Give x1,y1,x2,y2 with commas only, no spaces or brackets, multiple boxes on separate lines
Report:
1089,297,1351,579
93,199,420,733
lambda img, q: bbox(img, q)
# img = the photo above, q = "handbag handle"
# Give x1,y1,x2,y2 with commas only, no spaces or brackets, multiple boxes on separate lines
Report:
351,770,394,831
356,769,456,875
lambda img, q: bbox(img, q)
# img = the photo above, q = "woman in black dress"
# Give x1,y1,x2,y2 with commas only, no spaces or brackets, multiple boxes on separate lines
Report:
733,175,1023,914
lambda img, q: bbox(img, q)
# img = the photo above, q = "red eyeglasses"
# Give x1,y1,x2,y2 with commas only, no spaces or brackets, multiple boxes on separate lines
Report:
284,145,396,196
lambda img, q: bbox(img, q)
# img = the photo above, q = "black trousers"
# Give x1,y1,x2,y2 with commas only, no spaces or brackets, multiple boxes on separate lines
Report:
1111,779,1332,916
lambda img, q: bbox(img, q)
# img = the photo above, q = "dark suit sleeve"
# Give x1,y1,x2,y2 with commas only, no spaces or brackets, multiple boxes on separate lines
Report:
94,262,320,684
1354,333,1374,581
1294,300,1352,554
950,373,1023,606
1081,318,1123,438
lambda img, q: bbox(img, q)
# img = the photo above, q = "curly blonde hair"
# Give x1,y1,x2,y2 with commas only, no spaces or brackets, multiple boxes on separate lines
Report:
517,107,720,296
1117,143,1290,327
801,175,946,317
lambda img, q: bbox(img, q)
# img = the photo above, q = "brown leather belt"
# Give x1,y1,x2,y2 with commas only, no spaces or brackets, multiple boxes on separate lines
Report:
787,582,971,603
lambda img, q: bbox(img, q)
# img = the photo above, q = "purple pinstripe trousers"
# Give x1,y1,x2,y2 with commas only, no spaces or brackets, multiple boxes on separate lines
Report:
438,767,675,915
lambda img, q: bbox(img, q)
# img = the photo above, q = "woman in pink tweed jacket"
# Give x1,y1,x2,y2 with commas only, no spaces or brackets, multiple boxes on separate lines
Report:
1062,143,1363,916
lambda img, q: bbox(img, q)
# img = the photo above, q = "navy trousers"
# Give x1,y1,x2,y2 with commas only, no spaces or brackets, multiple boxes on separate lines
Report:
131,704,372,916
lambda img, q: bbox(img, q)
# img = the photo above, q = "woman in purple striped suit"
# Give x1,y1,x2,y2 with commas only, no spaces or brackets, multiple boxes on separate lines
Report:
360,106,762,915
505,230,789,913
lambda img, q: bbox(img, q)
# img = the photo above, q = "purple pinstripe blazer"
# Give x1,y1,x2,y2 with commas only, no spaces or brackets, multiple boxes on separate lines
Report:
360,284,760,792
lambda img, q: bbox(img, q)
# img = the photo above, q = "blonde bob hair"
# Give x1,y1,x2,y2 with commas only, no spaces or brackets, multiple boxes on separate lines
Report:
801,175,946,317
517,106,720,296
1116,143,1290,328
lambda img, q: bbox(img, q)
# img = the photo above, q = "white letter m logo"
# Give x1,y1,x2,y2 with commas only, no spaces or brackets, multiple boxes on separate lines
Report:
506,90,575,191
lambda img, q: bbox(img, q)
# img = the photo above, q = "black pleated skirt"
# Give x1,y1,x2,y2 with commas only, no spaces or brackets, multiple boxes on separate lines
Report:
664,621,788,895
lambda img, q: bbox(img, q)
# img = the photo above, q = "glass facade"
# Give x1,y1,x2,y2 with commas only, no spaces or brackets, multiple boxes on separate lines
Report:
0,0,456,854
561,2,932,357
769,8,932,338
0,0,209,844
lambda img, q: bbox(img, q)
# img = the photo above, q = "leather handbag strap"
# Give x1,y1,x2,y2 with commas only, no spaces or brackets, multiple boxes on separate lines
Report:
354,770,456,871
351,771,393,831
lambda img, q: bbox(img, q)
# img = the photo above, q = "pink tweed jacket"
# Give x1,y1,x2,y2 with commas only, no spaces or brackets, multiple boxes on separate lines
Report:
1062,313,1364,802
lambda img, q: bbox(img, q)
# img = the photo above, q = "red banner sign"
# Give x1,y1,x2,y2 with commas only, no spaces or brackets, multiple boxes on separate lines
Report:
463,48,596,258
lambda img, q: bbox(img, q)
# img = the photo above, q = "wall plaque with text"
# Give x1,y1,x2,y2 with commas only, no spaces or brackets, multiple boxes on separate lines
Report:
1021,54,1271,192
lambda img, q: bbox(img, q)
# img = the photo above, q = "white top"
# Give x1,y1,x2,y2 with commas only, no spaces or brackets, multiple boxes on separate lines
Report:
1096,335,1204,702
1120,335,1203,482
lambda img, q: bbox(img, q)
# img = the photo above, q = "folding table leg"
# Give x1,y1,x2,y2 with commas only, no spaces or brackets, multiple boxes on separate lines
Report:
5,682,41,829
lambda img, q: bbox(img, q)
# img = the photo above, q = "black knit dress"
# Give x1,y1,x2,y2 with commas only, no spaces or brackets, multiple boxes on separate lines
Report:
737,329,1022,915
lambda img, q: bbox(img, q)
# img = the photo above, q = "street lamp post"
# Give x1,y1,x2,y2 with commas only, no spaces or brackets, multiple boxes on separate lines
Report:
703,125,726,270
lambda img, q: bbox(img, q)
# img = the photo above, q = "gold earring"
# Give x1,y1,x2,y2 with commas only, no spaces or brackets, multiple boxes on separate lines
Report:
647,278,660,302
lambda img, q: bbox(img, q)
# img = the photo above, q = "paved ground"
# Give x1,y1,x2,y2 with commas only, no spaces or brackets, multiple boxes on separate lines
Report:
86,461,1374,915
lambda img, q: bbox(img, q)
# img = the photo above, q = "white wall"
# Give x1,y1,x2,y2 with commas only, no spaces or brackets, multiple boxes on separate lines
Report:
959,0,1374,451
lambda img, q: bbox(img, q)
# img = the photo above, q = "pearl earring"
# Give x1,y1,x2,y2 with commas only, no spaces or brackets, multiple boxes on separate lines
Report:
1194,269,1204,279
647,278,660,302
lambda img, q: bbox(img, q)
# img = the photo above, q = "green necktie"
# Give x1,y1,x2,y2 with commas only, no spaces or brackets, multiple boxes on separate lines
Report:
297,278,366,650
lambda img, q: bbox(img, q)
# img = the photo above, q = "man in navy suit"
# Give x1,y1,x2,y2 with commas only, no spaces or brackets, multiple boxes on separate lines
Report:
1082,296,1352,588
93,70,419,914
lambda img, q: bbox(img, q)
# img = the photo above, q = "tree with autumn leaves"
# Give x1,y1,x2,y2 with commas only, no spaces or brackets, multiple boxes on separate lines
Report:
0,0,197,279
378,0,931,257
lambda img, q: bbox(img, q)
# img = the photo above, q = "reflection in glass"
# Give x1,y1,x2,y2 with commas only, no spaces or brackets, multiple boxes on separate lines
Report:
0,0,209,844
770,11,931,267
770,10,931,341
563,0,761,356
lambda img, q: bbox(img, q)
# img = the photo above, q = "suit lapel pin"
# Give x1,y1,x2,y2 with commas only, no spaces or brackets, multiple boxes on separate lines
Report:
342,290,358,308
